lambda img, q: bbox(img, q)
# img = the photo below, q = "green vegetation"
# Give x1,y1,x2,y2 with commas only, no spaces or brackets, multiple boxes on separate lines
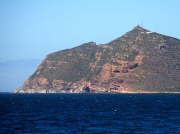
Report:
125,50,138,61
33,42,98,84
85,68,102,81
26,26,180,92
62,83,68,87
43,58,91,83
110,61,122,66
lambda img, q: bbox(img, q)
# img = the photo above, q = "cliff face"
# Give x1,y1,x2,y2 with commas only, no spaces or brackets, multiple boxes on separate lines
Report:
14,26,180,93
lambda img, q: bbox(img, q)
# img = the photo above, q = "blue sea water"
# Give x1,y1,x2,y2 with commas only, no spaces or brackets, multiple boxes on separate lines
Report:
0,93,180,133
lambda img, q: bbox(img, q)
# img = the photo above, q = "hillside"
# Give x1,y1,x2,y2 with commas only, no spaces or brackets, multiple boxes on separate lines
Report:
14,25,180,93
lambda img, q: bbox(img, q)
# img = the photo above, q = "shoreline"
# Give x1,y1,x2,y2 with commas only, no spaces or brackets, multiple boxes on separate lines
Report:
5,91,180,94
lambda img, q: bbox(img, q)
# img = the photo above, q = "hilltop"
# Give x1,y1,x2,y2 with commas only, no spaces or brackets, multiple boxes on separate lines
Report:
14,25,180,93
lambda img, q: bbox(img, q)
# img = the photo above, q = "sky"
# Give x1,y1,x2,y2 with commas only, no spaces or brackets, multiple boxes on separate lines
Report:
0,0,180,61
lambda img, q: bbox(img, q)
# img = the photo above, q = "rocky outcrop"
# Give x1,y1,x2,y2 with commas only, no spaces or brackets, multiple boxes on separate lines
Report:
14,25,180,93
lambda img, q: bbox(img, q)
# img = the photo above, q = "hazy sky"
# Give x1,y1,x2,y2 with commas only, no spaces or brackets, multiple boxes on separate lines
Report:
0,0,180,61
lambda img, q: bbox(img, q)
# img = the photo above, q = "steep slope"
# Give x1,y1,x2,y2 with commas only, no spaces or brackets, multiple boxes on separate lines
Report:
14,25,180,93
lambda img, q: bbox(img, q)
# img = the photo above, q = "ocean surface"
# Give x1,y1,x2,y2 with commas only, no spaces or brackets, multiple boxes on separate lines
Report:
0,93,180,133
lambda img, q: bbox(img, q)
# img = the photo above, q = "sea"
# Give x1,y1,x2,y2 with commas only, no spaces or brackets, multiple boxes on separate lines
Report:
0,93,180,133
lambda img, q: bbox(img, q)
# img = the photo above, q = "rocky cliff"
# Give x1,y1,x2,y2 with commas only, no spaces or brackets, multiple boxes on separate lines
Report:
14,25,180,93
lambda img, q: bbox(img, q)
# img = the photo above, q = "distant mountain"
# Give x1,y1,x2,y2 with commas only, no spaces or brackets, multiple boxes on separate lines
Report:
14,26,180,93
0,59,42,92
